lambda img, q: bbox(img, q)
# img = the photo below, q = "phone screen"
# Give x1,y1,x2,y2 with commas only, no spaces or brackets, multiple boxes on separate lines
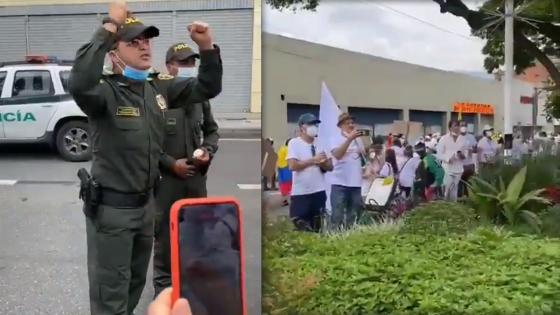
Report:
178,203,242,315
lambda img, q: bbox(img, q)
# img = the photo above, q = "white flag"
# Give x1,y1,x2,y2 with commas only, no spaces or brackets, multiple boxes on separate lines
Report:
318,82,341,214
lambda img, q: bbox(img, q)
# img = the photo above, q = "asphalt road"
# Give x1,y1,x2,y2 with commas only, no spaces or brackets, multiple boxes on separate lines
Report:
0,139,261,315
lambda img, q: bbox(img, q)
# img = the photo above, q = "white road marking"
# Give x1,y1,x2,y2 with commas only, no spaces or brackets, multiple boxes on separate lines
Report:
0,180,18,186
237,184,261,190
220,138,260,142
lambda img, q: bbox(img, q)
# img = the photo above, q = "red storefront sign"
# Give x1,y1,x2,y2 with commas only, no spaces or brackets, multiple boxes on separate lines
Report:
453,102,494,115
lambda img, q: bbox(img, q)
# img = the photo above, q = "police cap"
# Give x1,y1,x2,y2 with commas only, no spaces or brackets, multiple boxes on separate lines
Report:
166,43,200,64
116,16,159,42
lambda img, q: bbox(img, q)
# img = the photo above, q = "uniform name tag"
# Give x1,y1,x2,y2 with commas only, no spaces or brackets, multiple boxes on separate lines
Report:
116,106,140,117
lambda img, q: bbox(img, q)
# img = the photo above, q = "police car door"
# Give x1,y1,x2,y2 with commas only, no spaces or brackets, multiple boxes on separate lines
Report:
0,71,7,138
2,68,58,139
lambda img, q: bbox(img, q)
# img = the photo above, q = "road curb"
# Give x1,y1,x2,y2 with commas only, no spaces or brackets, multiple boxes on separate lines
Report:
219,128,261,139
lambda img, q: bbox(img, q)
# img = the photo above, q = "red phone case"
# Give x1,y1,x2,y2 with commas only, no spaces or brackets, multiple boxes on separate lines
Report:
169,197,247,315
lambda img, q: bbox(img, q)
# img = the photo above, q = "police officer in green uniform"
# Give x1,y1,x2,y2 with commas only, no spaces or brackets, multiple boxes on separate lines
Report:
152,42,220,296
68,1,222,314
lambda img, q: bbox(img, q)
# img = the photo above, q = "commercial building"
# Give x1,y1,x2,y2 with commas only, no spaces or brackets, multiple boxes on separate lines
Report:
0,0,261,114
263,32,546,146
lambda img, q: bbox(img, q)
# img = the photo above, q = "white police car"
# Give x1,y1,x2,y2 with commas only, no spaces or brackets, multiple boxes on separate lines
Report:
0,55,90,162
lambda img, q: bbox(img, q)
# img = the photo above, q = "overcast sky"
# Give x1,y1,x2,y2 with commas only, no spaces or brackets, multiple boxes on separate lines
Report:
263,0,491,74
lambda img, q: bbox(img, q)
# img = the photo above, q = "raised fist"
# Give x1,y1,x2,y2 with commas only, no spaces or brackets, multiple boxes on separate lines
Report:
188,21,213,50
109,0,128,25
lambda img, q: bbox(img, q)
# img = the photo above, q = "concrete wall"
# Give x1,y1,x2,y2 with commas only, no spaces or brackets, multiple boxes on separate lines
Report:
249,0,261,113
263,32,539,147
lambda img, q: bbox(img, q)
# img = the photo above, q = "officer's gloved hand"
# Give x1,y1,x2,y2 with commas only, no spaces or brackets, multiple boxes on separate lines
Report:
173,159,197,179
147,288,192,315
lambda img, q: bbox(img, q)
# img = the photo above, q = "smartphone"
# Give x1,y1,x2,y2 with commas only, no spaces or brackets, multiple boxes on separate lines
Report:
170,197,246,315
360,129,370,137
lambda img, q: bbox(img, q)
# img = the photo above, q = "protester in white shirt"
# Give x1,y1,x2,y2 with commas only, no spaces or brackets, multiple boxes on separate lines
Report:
329,112,365,229
379,148,399,178
512,134,525,161
398,145,421,198
287,113,333,232
392,138,406,169
437,120,467,202
477,125,499,169
458,121,477,198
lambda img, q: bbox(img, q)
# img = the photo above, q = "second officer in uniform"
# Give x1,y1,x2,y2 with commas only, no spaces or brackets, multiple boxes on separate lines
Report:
153,42,220,296
68,1,222,314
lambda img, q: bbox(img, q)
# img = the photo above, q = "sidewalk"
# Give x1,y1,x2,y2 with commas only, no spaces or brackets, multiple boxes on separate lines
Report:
215,112,261,139
263,190,289,220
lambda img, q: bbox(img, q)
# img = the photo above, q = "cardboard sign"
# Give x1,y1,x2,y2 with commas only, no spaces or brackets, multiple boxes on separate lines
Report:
262,151,278,179
391,120,408,136
261,138,278,178
408,121,424,145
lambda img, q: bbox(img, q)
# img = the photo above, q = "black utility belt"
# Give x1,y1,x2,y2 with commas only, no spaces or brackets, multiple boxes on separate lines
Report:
99,188,152,208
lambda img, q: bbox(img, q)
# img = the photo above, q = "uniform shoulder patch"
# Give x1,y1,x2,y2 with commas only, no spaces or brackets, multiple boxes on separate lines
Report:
157,73,174,80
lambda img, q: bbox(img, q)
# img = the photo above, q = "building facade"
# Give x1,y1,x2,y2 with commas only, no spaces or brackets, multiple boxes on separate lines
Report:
263,32,544,147
0,0,260,114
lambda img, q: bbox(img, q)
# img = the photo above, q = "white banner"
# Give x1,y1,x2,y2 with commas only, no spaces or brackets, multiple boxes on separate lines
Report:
318,82,342,214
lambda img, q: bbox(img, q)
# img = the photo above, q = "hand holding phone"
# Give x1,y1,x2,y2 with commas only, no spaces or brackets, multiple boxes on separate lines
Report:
170,198,246,315
147,288,192,315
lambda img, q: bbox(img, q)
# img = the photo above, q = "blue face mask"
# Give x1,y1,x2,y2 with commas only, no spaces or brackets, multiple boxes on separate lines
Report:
112,51,150,81
176,67,198,78
123,66,149,81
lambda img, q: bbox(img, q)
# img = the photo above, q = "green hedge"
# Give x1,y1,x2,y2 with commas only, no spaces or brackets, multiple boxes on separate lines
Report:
400,201,479,236
264,221,560,315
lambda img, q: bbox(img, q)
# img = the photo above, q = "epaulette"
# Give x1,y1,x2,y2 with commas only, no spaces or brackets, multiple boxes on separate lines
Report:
158,73,174,80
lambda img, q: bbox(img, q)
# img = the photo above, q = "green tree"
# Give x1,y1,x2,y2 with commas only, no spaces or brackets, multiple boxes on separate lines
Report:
266,0,560,117
433,0,560,117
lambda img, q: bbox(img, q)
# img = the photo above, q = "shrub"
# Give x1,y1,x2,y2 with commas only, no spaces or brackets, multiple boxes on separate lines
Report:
541,206,560,238
264,225,560,315
467,166,551,233
400,201,479,236
477,155,560,203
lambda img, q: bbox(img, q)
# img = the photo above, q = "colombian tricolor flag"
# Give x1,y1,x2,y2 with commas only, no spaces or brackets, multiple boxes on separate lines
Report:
277,144,292,196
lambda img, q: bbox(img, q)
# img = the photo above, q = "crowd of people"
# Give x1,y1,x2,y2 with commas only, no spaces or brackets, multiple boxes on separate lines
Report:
277,111,560,232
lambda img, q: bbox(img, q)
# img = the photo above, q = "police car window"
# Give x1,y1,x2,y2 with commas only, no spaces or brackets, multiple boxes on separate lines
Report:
60,71,70,93
12,70,54,98
0,72,6,94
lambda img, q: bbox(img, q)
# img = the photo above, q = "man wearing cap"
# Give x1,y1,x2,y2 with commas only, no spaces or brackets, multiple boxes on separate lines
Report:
330,112,365,229
152,42,220,296
287,113,333,232
68,1,222,314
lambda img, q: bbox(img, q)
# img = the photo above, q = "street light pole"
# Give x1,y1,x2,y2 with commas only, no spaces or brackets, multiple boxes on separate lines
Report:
503,0,514,156
532,87,538,140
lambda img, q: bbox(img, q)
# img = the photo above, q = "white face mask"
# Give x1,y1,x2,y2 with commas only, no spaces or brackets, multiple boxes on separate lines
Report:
305,125,319,138
369,152,376,160
451,131,458,136
177,66,198,78
486,131,493,137
460,126,467,133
